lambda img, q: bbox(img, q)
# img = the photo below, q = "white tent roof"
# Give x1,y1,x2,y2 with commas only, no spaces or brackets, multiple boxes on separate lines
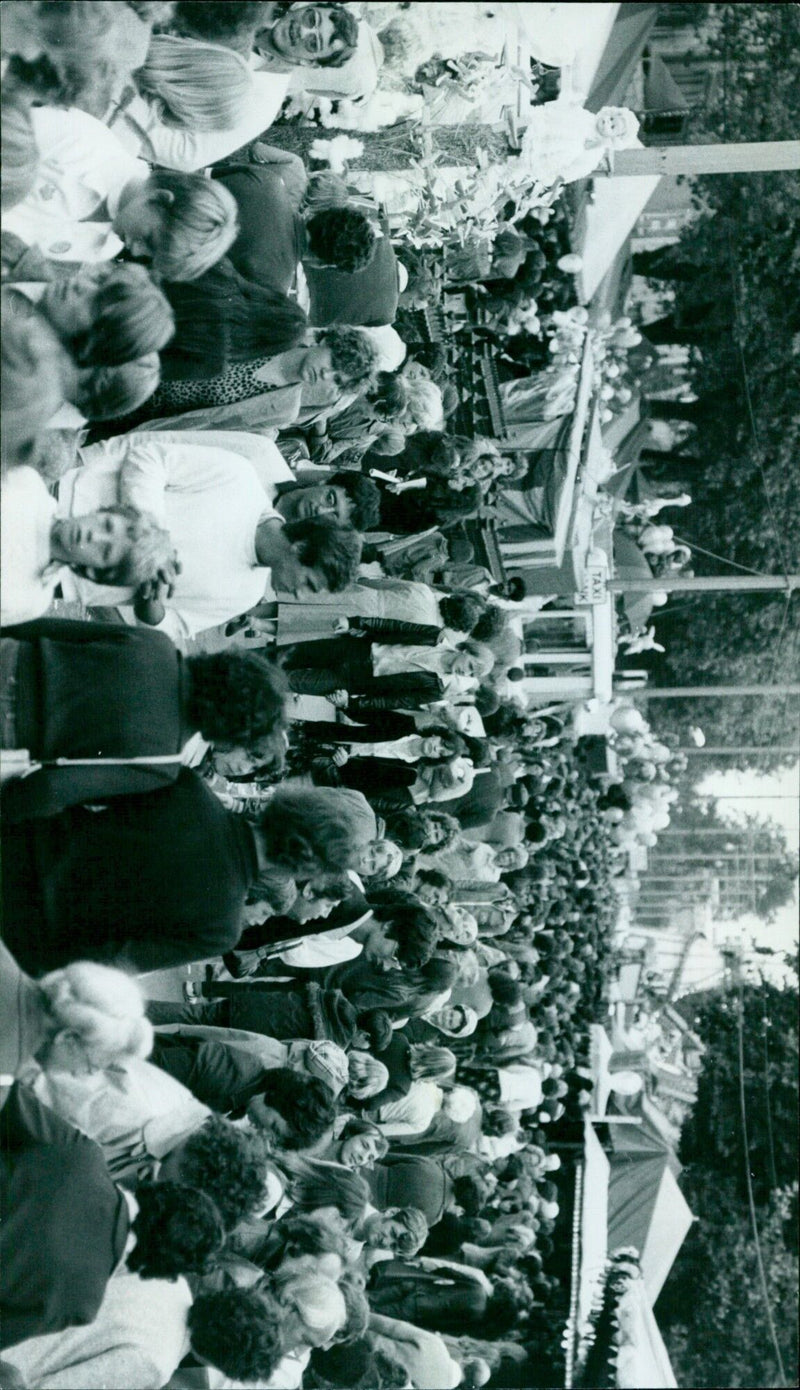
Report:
575,171,662,303
639,1165,694,1302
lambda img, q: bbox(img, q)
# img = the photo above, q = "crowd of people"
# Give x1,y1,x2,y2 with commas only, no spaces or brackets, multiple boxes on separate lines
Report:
1,6,630,1388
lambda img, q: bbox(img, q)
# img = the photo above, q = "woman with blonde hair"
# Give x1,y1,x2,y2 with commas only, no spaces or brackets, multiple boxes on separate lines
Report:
136,34,253,132
1,940,152,1095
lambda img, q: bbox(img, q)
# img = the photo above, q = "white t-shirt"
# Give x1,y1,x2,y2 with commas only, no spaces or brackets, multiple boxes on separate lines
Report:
2,106,148,263
4,1272,193,1390
0,466,64,626
57,431,293,644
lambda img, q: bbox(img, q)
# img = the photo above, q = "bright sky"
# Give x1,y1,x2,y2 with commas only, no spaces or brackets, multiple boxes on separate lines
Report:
698,762,800,979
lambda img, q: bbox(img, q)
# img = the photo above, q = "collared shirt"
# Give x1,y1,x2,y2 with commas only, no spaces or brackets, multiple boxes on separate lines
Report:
32,1059,211,1183
0,467,65,626
3,106,148,263
57,430,293,645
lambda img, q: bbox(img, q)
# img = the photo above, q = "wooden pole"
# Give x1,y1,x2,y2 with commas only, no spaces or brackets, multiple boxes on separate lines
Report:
639,685,800,699
681,746,800,755
609,574,800,595
609,141,800,178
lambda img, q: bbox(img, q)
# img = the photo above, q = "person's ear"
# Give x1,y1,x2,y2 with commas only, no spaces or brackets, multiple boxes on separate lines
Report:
149,188,176,212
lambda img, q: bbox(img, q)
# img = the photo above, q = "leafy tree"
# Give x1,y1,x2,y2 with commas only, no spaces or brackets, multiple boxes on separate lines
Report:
676,973,799,1200
658,961,799,1386
658,1174,798,1389
629,4,800,769
643,794,798,922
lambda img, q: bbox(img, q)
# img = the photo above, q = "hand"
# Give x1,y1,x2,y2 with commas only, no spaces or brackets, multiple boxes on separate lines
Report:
136,576,170,604
155,551,182,598
332,747,350,766
330,690,349,709
333,617,350,635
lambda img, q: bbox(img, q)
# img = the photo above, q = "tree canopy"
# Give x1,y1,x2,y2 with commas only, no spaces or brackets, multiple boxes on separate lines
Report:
658,964,798,1387
631,4,800,768
643,792,798,923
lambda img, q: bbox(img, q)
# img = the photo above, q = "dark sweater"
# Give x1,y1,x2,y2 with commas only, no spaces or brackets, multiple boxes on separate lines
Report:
2,619,191,821
305,232,400,328
2,769,259,974
212,164,304,295
0,1085,129,1349
365,1154,451,1226
149,1034,271,1114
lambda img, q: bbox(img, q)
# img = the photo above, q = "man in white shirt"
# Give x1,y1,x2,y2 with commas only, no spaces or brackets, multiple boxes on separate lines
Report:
2,106,237,280
254,4,382,104
56,430,361,646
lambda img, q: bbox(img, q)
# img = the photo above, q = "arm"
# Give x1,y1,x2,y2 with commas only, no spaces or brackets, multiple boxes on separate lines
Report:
348,618,442,645
112,73,290,172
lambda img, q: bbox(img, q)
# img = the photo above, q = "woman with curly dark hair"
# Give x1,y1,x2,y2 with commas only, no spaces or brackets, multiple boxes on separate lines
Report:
126,1180,226,1280
0,618,289,821
384,807,462,854
142,325,379,423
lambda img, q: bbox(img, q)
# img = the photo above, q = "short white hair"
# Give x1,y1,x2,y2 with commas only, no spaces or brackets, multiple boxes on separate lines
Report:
38,961,153,1070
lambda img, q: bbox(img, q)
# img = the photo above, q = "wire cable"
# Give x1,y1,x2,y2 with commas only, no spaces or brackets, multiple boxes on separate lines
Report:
735,978,789,1386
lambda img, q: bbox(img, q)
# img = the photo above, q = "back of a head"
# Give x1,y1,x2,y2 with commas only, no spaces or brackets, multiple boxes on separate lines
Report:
173,1,272,50
76,353,161,421
402,373,444,431
1,296,74,469
184,650,288,746
163,258,307,375
440,590,486,635
128,1180,226,1279
71,263,175,368
323,326,380,392
283,515,363,593
290,1159,371,1225
176,1115,271,1229
137,34,253,131
260,785,375,877
306,206,377,274
188,1287,285,1383
37,961,153,1070
145,170,238,283
409,1043,457,1082
329,470,381,531
271,1267,347,1348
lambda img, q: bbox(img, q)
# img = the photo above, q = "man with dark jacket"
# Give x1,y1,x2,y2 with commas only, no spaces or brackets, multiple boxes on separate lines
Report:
2,769,260,975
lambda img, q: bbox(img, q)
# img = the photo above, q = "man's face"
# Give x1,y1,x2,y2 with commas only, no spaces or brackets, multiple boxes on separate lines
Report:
363,920,399,968
365,1208,406,1250
246,1095,291,1145
416,879,448,908
51,511,132,574
269,7,347,67
278,483,351,526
